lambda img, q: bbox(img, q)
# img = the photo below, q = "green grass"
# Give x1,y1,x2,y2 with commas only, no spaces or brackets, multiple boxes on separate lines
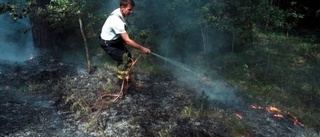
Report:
215,31,320,130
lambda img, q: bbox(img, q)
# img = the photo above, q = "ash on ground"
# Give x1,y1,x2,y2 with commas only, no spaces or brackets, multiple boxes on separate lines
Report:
0,56,315,137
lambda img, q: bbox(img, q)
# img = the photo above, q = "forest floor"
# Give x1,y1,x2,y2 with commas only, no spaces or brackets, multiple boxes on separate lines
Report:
0,55,316,137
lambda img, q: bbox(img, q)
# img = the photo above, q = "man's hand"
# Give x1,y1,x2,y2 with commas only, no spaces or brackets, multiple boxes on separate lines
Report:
141,47,151,54
120,33,151,54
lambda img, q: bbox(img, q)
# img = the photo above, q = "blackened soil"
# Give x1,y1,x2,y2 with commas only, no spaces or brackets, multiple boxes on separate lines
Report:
0,55,316,137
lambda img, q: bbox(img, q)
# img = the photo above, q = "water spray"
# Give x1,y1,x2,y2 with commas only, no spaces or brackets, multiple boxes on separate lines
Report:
150,52,239,103
151,52,211,84
151,52,198,75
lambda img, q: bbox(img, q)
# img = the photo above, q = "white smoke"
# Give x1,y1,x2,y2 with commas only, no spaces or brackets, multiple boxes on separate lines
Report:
0,1,37,63
104,0,118,14
169,63,240,104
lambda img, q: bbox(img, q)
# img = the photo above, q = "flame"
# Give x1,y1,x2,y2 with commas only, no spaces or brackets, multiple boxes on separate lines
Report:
290,115,304,126
250,104,264,109
235,113,243,119
273,114,284,119
266,106,281,113
250,104,304,127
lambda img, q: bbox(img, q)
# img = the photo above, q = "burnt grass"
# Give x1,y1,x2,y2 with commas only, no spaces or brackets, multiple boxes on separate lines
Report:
0,55,314,137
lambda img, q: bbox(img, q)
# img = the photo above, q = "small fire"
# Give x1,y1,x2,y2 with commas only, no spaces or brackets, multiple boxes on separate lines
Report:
250,104,304,127
235,113,243,119
273,114,284,119
266,106,281,113
250,104,264,110
290,114,304,126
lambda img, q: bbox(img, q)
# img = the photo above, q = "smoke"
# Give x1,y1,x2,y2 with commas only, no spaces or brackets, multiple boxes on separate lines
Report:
131,1,238,103
154,54,240,104
96,1,237,103
96,0,118,20
0,0,37,63
104,0,118,13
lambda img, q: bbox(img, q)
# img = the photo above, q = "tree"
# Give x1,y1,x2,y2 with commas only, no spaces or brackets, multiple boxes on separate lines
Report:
27,0,52,48
39,0,93,72
24,0,95,73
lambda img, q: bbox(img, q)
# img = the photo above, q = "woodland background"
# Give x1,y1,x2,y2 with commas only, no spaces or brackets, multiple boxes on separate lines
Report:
1,0,319,133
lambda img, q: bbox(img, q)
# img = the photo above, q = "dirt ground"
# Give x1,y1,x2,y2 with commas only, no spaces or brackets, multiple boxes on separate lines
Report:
0,55,315,137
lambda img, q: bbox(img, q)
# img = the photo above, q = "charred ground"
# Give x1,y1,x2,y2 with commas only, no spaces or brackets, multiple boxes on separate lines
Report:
0,55,315,137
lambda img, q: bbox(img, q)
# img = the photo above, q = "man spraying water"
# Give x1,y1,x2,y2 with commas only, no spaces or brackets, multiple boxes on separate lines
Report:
99,0,151,80
98,0,151,103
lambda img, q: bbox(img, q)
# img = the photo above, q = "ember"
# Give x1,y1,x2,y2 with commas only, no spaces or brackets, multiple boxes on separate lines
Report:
250,105,304,127
266,106,281,113
273,114,284,119
250,104,264,110
290,115,304,126
235,113,243,119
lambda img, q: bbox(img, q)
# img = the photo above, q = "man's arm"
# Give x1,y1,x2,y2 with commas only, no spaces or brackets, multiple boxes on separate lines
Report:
120,33,150,54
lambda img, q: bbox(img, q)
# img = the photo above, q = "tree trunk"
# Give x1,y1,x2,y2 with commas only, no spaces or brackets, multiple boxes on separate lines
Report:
231,31,236,53
78,17,91,73
28,0,52,48
201,27,208,59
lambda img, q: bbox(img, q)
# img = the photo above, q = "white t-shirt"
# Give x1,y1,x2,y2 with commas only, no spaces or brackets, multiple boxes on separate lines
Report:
100,8,126,41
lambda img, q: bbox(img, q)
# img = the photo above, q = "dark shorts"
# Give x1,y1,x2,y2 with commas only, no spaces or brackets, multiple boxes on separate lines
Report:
99,36,132,66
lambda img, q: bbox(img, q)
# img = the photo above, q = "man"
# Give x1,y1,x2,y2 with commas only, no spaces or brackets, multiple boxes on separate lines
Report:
99,0,150,80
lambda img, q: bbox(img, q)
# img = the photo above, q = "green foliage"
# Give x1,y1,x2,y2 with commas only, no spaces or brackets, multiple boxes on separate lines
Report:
181,105,201,118
249,0,287,29
226,118,251,137
158,125,173,137
24,0,105,35
200,1,231,31
1,0,309,50
3,0,318,133
179,103,251,136
44,0,84,32
132,0,303,55
179,91,210,119
0,2,29,20
217,31,320,129
18,82,46,93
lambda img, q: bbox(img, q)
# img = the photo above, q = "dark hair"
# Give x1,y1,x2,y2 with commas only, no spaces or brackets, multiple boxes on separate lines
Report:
120,0,135,7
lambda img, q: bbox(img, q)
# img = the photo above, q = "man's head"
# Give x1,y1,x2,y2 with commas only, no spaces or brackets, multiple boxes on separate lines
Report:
120,0,135,17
